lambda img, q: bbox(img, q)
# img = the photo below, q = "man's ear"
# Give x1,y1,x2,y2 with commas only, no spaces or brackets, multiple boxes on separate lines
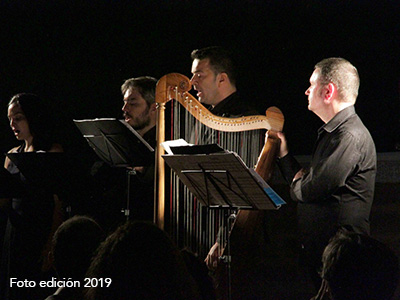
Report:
149,103,158,120
218,72,229,87
324,83,336,103
150,102,157,112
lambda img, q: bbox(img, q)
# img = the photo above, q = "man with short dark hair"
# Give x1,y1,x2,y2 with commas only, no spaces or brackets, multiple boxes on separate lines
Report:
91,77,158,227
191,47,259,270
121,76,157,221
190,46,258,117
277,57,377,289
121,76,157,139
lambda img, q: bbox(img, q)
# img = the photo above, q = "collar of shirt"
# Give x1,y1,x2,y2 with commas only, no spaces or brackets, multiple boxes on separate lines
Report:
210,92,239,116
318,105,356,135
143,125,157,148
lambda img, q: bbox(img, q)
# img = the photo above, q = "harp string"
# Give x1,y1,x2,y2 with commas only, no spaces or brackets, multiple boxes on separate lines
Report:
168,89,264,256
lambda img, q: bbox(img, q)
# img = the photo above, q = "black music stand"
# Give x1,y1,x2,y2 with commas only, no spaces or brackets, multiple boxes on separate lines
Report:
162,150,285,300
162,151,285,210
4,153,73,214
0,163,26,198
74,118,154,220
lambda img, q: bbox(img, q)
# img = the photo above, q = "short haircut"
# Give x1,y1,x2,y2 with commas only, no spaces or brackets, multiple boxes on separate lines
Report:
315,57,360,103
52,215,104,279
121,76,157,106
321,229,399,300
191,46,237,86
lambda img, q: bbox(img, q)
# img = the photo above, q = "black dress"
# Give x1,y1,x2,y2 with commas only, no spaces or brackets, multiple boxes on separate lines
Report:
0,145,54,300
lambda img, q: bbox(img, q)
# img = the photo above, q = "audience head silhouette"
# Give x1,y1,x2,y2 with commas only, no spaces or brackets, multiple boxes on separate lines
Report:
84,221,201,300
320,229,399,300
51,215,104,279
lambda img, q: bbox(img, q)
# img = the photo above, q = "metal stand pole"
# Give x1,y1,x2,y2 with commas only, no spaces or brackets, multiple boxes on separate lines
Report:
219,212,236,300
122,169,136,221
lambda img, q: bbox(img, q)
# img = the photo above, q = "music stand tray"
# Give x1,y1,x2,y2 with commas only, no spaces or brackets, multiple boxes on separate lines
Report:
162,151,285,210
0,162,25,198
74,118,154,167
5,152,69,196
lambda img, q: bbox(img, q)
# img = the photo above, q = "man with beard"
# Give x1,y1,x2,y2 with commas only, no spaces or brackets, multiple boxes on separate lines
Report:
121,76,157,149
120,76,157,221
90,77,157,229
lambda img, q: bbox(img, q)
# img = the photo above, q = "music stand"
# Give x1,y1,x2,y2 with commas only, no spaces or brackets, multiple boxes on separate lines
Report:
74,118,155,220
163,151,284,210
0,163,26,198
5,153,72,210
162,150,285,300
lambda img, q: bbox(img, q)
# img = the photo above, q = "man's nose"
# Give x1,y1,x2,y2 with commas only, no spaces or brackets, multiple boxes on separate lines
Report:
190,74,197,85
122,103,128,111
305,88,310,95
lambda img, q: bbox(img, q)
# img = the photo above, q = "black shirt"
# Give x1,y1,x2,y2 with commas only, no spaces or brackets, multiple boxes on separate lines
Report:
142,125,156,149
210,92,259,117
191,92,259,145
137,125,156,183
278,106,377,247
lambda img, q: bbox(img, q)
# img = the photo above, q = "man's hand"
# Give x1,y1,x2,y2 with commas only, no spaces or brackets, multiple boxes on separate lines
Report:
276,132,289,158
133,166,145,173
204,242,221,271
293,168,305,181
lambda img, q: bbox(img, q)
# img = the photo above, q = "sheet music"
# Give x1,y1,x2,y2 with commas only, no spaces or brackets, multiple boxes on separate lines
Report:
163,151,286,210
161,139,192,155
162,139,226,155
74,118,154,167
249,168,286,207
119,120,154,152
74,118,154,152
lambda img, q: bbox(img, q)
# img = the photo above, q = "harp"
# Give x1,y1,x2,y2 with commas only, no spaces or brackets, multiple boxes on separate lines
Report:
155,73,284,256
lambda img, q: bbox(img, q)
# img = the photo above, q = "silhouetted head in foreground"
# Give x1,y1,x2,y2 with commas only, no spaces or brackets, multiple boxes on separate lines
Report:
85,221,201,300
320,229,399,300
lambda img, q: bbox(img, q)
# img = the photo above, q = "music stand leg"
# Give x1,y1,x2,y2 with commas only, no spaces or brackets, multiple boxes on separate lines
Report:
122,169,136,221
219,211,236,300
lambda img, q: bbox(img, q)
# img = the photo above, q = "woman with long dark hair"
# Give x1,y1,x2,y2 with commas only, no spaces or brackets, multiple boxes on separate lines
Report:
1,93,63,300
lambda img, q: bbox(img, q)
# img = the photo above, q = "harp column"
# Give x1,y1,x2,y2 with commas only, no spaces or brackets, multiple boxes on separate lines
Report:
154,74,192,230
155,100,166,229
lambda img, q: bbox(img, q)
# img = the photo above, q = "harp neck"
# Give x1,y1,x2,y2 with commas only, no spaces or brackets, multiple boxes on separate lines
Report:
254,107,284,182
156,73,284,132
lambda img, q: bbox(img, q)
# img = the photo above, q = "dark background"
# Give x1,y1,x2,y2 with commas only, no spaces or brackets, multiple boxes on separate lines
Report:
1,0,399,156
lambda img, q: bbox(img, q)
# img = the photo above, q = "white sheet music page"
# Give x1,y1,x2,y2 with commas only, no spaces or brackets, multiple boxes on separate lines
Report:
161,139,192,155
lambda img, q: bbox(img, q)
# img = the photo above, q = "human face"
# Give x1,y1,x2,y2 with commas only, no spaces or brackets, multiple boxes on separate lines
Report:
122,87,151,130
190,58,220,106
305,69,325,114
8,103,32,141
